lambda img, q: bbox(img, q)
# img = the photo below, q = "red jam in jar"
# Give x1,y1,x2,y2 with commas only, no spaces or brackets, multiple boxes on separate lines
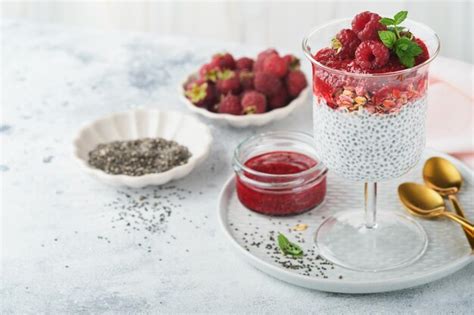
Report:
233,132,327,216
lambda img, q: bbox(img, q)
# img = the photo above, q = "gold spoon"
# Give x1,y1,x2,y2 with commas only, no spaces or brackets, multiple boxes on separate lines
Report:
423,157,474,248
398,183,474,237
423,157,466,216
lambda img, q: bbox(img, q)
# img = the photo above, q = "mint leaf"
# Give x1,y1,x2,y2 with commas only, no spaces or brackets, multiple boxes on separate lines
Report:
378,30,397,49
407,41,423,56
379,17,395,26
394,11,408,25
398,54,415,68
388,26,406,32
277,233,303,257
395,37,412,53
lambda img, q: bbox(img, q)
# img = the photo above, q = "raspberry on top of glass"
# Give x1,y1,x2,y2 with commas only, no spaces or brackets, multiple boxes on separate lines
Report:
184,50,308,115
311,11,431,114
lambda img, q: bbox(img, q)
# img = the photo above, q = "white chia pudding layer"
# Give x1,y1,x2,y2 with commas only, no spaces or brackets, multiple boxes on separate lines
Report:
313,97,427,182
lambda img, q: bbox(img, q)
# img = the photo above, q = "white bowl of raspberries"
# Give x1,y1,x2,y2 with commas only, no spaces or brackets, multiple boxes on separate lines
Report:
181,49,309,128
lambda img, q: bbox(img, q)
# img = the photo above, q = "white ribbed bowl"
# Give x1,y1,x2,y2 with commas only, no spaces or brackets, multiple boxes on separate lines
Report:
73,109,212,188
180,74,309,128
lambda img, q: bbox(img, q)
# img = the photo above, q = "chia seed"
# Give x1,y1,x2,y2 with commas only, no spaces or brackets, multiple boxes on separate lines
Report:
88,138,191,176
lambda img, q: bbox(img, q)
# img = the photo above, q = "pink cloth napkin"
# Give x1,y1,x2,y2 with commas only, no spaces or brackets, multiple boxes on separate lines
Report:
426,56,474,168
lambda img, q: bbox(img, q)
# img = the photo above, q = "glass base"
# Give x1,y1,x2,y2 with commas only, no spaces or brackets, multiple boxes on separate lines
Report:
315,210,428,272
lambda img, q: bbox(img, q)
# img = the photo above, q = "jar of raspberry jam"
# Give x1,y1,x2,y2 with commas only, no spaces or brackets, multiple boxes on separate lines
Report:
233,131,327,216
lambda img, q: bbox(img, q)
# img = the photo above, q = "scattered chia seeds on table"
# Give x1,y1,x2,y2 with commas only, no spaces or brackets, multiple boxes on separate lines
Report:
88,138,191,176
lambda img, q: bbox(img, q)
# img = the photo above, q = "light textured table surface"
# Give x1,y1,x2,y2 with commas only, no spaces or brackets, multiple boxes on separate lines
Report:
1,19,473,314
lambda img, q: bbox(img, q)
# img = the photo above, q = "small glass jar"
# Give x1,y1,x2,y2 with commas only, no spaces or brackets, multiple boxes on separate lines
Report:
233,131,328,216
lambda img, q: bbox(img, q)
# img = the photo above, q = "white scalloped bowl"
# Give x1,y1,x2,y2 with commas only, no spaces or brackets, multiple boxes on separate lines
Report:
180,74,309,128
73,109,212,188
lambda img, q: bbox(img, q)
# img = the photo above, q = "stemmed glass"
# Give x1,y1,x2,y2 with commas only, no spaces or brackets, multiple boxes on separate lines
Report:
303,19,440,271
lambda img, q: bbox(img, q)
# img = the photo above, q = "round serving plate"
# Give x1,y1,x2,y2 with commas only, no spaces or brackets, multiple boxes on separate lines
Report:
218,149,473,294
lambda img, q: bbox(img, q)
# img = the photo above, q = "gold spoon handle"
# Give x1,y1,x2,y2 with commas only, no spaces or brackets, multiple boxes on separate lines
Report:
448,194,474,250
441,212,474,237
448,194,467,218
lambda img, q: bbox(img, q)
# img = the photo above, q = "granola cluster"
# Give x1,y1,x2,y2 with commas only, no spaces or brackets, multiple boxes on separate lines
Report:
329,77,427,114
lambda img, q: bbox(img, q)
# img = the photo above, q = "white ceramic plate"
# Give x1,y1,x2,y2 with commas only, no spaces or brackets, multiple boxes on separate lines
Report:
180,74,309,128
218,149,473,294
73,109,212,188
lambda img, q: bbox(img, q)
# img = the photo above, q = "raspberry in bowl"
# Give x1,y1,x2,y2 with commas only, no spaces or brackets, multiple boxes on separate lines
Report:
233,131,327,216
302,11,440,272
180,50,309,128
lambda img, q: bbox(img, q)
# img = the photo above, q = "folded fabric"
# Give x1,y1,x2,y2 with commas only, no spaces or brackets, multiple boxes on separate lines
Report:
427,56,473,167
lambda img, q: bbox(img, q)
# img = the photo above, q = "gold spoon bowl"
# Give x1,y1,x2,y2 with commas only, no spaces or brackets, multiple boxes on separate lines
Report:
398,183,474,237
423,157,474,248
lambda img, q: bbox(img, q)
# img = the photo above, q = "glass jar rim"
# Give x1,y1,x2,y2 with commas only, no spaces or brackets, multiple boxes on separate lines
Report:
233,130,328,180
302,18,440,78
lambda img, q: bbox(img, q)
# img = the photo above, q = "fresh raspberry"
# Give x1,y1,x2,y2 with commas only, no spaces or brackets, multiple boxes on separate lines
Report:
254,49,278,72
269,86,289,109
185,81,216,108
210,53,236,70
216,70,241,94
313,48,347,69
314,48,337,66
218,94,242,115
242,91,267,114
199,63,219,82
236,57,254,71
355,40,390,70
334,29,361,58
372,55,405,73
238,70,255,90
282,54,301,70
254,72,282,96
285,70,307,98
351,11,386,41
263,54,289,78
414,38,430,65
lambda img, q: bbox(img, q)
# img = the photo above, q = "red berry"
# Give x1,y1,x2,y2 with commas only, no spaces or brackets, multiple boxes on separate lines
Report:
285,70,307,98
313,48,346,69
355,40,390,70
351,11,386,41
211,53,236,70
242,91,267,114
269,86,289,109
263,54,289,78
218,94,242,115
254,72,282,96
238,70,255,90
185,81,216,108
372,55,405,73
199,63,219,82
414,38,430,65
216,70,241,94
254,49,278,72
236,57,254,71
335,29,361,58
282,54,301,70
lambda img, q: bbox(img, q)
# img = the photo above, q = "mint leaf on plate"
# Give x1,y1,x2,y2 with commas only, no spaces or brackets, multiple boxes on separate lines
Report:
277,233,303,257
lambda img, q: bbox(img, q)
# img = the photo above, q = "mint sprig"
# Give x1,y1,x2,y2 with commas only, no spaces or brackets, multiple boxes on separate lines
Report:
277,233,303,257
378,11,422,68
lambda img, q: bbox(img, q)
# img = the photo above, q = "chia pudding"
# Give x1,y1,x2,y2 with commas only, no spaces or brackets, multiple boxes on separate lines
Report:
313,97,427,181
304,10,435,181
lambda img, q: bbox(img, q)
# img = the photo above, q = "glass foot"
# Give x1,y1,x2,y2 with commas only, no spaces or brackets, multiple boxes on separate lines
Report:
315,210,428,272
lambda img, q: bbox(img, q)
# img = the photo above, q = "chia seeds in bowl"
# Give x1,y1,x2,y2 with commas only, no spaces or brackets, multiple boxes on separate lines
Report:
88,138,191,176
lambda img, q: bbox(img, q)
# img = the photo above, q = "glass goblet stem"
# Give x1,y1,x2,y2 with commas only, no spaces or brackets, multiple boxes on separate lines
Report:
365,182,377,229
